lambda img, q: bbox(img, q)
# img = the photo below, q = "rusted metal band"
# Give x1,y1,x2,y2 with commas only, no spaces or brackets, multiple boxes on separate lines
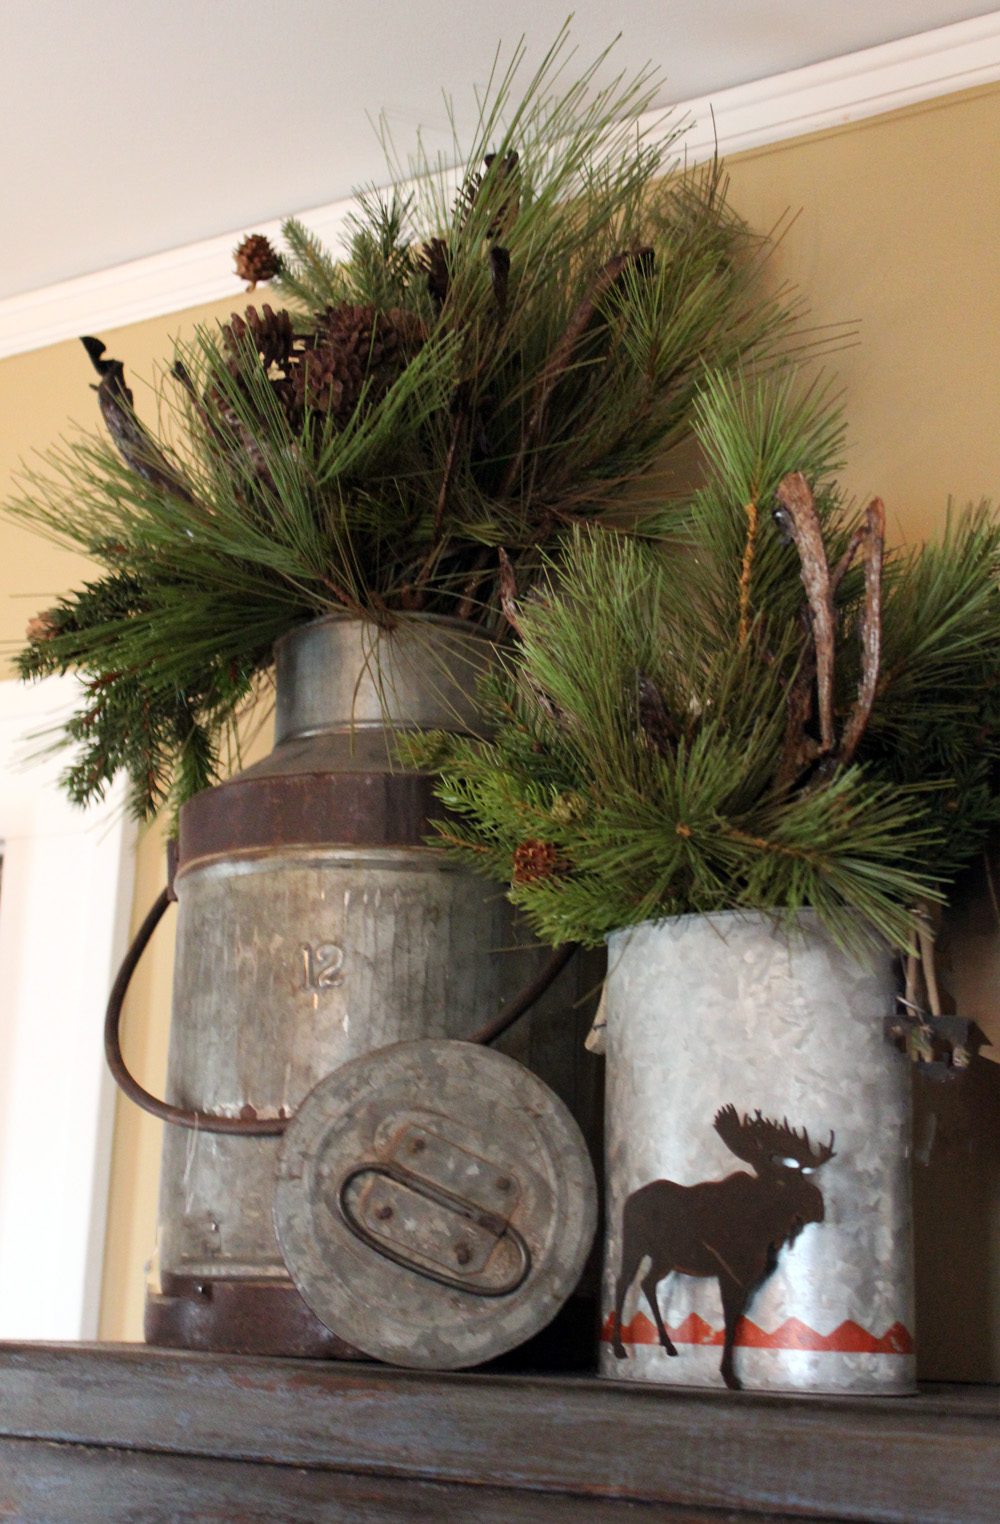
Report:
146,1274,365,1359
178,771,444,869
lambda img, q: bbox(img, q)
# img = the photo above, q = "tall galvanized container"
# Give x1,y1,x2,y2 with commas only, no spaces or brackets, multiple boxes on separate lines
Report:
147,615,548,1356
599,911,915,1394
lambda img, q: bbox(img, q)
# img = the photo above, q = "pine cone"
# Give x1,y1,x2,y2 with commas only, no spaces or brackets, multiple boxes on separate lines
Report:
551,791,587,826
222,305,295,372
25,609,60,644
213,305,303,478
456,152,520,239
417,238,451,306
234,234,281,290
290,304,425,424
214,301,424,457
512,838,560,884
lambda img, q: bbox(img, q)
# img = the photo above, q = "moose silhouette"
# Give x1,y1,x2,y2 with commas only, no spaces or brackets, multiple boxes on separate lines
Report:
611,1105,836,1389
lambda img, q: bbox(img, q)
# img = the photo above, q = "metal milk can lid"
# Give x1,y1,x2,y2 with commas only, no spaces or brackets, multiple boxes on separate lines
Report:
273,1039,597,1369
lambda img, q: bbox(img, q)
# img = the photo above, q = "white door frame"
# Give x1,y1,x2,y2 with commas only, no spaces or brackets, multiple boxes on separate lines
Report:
0,674,135,1340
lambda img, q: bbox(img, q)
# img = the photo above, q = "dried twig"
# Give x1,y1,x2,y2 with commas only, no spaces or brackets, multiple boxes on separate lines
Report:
775,472,836,754
456,546,492,620
776,629,820,790
775,484,886,790
404,390,472,609
82,338,194,502
434,406,467,537
916,908,943,1018
836,497,884,767
319,573,379,623
498,547,520,633
489,245,511,323
737,501,759,646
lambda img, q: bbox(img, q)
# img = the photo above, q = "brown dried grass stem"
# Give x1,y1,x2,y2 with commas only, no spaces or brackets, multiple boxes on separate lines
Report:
737,499,758,645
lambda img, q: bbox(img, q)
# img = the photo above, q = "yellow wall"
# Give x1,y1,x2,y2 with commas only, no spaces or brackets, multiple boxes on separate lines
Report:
0,81,998,1346
723,83,1000,545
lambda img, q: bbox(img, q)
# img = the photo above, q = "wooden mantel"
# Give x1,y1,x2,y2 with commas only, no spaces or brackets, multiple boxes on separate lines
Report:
0,1343,998,1521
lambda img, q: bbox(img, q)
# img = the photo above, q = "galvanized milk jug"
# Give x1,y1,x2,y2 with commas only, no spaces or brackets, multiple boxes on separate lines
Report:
107,614,591,1358
600,911,915,1395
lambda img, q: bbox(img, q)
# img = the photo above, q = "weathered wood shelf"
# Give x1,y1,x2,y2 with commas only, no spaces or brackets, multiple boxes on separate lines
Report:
0,1343,997,1521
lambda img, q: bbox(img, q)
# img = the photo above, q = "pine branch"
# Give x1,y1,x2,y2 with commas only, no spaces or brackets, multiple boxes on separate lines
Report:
5,34,810,818
272,217,348,309
417,379,1000,951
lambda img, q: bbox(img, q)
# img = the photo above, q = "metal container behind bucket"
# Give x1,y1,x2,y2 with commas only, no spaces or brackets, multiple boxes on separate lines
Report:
147,616,548,1356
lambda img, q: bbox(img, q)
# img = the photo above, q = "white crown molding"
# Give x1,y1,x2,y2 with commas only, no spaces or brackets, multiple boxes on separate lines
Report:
2,11,1000,362
0,198,356,363
666,8,1000,162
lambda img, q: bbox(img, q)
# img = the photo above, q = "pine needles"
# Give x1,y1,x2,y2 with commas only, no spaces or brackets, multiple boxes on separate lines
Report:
407,372,1000,952
7,29,801,820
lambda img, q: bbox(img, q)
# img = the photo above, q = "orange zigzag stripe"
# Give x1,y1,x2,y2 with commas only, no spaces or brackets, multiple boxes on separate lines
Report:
601,1309,914,1355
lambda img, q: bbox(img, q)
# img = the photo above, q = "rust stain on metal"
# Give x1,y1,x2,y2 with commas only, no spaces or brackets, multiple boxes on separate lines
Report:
178,771,444,871
146,1274,366,1361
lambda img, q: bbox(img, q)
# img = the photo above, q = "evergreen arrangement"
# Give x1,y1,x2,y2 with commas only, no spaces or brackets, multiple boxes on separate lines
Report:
407,370,1000,952
7,31,800,820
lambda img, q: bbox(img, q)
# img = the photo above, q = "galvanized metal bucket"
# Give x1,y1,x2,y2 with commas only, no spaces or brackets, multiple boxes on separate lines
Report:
599,911,915,1395
145,615,555,1356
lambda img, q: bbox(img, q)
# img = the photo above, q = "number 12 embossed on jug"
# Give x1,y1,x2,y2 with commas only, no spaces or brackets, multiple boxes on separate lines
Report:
300,943,346,991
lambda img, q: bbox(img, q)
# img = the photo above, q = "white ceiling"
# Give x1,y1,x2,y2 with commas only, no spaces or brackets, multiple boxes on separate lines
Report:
1,0,996,302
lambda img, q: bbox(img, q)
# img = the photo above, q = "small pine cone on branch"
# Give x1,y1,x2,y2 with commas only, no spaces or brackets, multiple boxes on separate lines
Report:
551,791,587,826
25,609,60,644
234,234,281,290
455,153,520,239
512,838,561,884
223,305,296,372
417,238,451,306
